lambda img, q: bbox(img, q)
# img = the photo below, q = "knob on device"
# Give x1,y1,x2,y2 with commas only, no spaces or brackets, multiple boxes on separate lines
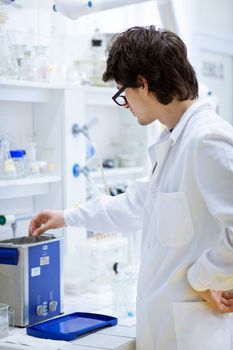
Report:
49,300,58,312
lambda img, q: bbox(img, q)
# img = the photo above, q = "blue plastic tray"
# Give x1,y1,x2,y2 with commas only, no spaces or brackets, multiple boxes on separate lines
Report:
26,312,118,341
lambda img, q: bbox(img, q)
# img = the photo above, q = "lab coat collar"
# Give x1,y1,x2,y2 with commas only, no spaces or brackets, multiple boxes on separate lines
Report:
148,99,214,165
169,99,214,145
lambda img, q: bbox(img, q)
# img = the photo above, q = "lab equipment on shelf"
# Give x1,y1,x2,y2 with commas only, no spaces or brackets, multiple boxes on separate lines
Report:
10,150,26,178
0,137,16,180
73,155,102,199
0,136,56,180
0,7,18,79
72,118,98,139
72,119,110,195
75,28,107,87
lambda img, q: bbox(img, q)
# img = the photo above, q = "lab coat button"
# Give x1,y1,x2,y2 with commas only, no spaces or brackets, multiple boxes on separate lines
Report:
147,242,150,249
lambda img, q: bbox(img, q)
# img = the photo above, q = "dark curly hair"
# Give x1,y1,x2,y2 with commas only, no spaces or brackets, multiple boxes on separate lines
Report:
103,25,198,105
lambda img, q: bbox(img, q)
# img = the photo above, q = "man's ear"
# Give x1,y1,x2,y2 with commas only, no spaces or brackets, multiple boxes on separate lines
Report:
137,75,149,93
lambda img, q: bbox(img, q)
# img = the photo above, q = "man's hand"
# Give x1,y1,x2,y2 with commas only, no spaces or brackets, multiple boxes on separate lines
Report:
199,289,233,313
28,210,65,237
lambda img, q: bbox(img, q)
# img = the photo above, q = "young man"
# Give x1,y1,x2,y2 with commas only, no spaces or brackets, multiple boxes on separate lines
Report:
29,26,233,350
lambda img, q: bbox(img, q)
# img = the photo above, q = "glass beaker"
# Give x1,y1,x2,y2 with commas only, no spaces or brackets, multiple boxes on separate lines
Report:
0,304,9,339
112,272,137,318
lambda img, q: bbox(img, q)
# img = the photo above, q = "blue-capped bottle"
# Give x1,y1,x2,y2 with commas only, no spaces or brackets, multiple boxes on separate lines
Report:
10,150,26,178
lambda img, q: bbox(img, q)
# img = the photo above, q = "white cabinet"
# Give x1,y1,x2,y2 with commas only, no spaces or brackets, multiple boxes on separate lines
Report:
0,79,66,239
0,79,150,245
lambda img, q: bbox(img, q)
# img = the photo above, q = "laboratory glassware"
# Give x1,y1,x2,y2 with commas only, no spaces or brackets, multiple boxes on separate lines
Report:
10,150,26,178
0,304,9,339
112,268,137,318
0,7,18,79
0,137,17,180
20,49,36,81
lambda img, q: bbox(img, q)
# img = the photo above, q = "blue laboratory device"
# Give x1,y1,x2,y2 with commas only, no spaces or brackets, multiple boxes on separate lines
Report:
0,235,63,327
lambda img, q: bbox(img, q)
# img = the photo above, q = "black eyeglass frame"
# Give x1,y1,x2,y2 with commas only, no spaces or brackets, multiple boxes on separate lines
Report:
112,86,128,106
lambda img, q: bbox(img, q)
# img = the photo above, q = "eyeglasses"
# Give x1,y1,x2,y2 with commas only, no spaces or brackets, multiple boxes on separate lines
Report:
112,86,128,106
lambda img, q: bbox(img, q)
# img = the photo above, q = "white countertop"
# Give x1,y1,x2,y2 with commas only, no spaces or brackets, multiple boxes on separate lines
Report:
0,292,136,350
0,325,136,350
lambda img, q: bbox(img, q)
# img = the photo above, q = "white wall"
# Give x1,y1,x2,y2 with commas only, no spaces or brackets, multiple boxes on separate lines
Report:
171,0,233,124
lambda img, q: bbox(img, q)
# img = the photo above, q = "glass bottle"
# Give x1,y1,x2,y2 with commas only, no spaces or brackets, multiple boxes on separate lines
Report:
0,137,17,180
20,49,36,81
9,150,26,178
34,46,49,81
89,28,106,86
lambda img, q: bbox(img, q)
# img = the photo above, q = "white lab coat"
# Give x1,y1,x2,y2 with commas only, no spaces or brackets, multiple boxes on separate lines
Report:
65,100,233,350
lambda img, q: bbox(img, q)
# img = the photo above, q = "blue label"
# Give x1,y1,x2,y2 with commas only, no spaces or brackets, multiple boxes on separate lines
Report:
0,248,19,265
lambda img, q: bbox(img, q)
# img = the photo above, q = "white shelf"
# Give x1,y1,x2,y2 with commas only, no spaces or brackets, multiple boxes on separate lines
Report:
90,167,145,178
0,78,80,90
0,78,116,104
0,175,61,199
0,78,81,103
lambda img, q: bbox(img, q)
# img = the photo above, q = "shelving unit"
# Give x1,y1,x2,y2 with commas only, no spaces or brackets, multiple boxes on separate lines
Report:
0,175,61,199
91,166,145,178
0,79,66,239
0,78,150,247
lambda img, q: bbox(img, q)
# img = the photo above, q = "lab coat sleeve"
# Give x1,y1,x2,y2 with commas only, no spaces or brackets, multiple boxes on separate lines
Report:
64,177,148,233
187,131,233,291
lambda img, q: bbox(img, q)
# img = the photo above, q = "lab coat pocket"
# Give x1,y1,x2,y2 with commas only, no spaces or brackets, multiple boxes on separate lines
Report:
156,192,195,246
173,301,232,350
